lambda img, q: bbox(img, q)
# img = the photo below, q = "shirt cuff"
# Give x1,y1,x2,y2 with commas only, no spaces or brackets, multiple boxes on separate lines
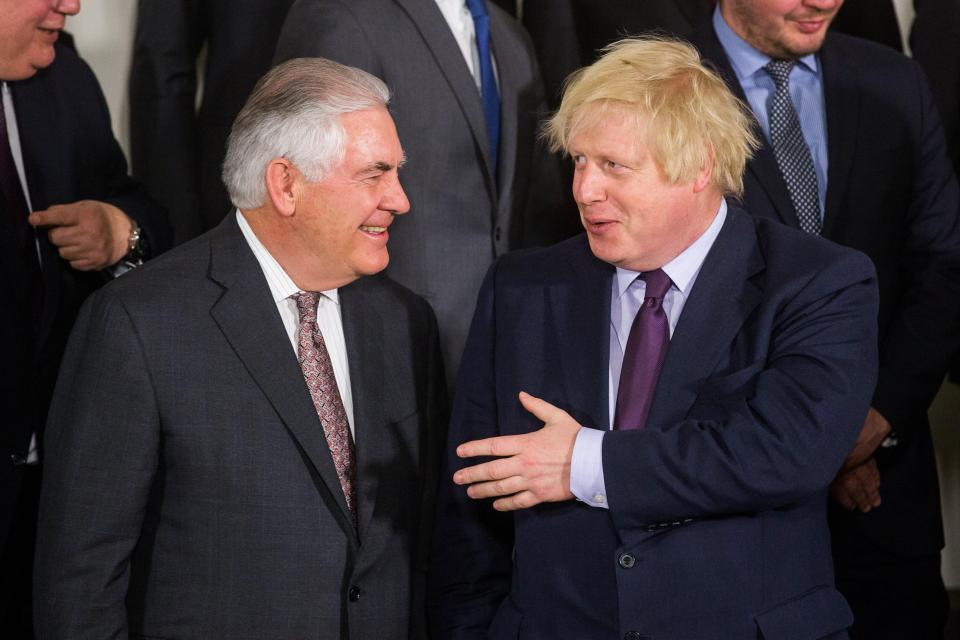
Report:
570,427,608,509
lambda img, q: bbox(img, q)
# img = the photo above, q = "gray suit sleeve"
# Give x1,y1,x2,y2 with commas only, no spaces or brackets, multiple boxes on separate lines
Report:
34,289,161,639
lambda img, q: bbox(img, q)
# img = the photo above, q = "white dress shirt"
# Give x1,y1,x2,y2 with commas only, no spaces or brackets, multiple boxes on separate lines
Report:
236,210,356,436
570,200,728,508
434,0,499,92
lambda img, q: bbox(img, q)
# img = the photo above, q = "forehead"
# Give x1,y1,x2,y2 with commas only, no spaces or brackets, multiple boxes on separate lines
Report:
569,103,647,154
339,108,402,161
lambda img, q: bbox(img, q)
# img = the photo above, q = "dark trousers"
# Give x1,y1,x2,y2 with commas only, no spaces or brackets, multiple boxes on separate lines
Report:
0,462,40,640
835,544,949,640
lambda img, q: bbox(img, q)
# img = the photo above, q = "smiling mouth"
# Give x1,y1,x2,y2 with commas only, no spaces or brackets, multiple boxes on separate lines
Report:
359,225,387,234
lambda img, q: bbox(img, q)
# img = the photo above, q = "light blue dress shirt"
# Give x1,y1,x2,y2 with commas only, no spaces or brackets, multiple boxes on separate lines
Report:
569,201,728,508
713,7,829,218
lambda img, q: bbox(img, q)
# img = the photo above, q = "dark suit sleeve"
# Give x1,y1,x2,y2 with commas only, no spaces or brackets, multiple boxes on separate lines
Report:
411,298,449,640
603,251,880,533
870,66,960,434
34,289,161,637
274,0,383,76
128,0,206,244
428,265,514,639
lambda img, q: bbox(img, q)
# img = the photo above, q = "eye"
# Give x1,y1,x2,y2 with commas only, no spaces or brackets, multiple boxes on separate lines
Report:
571,154,586,168
605,159,624,170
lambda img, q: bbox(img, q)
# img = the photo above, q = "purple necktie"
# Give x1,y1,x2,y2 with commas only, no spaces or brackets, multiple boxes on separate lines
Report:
614,269,672,431
0,99,41,278
294,291,357,524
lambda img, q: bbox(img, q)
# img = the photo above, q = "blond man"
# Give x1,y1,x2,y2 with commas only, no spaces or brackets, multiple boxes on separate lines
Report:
430,37,880,639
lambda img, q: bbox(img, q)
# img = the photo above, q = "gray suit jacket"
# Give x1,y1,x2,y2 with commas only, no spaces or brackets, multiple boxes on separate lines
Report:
34,216,447,639
274,0,568,385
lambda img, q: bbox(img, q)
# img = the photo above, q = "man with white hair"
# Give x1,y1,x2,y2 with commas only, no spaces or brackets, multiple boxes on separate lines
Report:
34,57,446,639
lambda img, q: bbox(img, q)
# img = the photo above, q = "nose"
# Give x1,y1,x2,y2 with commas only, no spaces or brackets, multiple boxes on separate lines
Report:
573,162,605,206
383,173,410,216
54,0,81,16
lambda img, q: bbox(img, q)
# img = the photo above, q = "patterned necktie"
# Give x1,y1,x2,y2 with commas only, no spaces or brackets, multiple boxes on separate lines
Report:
764,59,822,235
0,94,42,286
293,291,357,522
464,0,501,173
614,269,672,431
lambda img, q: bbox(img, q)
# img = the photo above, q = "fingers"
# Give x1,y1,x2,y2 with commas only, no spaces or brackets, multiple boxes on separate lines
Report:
29,205,79,228
492,490,541,512
465,475,526,499
453,456,520,485
831,459,881,512
456,434,524,459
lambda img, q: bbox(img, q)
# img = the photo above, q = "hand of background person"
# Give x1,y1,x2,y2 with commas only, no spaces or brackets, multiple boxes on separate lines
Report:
29,200,132,271
830,457,881,512
839,406,892,471
454,392,580,511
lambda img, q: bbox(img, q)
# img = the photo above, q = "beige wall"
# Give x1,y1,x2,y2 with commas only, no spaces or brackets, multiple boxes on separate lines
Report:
68,0,960,589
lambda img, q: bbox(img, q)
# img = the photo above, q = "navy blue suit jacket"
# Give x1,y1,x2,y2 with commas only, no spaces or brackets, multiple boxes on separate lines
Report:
430,208,879,639
691,26,960,559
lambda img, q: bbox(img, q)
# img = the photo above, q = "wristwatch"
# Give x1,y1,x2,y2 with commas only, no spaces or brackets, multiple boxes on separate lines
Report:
123,219,145,267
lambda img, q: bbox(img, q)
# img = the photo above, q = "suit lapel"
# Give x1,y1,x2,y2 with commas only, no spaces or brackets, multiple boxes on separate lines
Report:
694,26,800,229
11,75,66,353
548,238,613,427
646,209,764,429
207,217,356,535
395,0,497,197
338,279,385,541
818,37,859,239
489,9,518,204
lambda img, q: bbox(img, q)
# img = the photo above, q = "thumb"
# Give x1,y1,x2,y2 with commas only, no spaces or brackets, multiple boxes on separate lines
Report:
518,391,564,423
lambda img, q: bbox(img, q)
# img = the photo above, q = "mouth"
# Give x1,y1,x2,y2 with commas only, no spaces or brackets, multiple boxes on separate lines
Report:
359,225,387,234
791,14,831,34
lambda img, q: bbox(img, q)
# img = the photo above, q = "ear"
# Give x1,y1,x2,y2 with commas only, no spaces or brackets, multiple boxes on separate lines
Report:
692,145,715,193
265,158,298,217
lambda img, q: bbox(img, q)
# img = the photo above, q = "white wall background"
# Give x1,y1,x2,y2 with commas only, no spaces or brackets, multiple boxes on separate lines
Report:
68,0,959,588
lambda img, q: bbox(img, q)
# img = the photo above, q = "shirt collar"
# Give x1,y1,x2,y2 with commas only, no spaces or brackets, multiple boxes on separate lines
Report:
614,199,727,299
235,210,339,305
712,6,819,82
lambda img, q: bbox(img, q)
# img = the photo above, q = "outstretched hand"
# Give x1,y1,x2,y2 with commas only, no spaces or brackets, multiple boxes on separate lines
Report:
453,392,581,511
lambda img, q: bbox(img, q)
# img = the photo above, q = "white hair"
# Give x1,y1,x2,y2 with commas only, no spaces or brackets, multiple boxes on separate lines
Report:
222,57,391,209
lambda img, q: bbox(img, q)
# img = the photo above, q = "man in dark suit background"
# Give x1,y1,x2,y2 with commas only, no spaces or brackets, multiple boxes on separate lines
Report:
430,37,879,639
1,0,170,635
690,2,960,636
35,58,446,639
274,0,573,387
519,0,712,110
129,0,296,244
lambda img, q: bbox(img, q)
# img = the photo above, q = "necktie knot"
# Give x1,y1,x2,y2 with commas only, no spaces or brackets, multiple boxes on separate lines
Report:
764,59,796,89
641,269,672,301
294,291,320,325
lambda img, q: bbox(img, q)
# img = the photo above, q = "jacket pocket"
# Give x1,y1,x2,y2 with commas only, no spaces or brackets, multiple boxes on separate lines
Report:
755,585,853,639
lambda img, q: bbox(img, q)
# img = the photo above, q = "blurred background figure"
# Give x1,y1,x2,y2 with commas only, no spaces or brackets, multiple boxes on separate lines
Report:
1,0,170,637
692,1,960,637
274,0,574,387
128,0,295,244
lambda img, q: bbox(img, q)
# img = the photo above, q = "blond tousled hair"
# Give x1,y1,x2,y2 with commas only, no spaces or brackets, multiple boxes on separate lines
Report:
544,36,759,197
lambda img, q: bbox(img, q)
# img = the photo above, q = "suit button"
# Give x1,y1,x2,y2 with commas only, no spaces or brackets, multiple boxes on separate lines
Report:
348,586,361,602
624,632,642,640
618,553,636,569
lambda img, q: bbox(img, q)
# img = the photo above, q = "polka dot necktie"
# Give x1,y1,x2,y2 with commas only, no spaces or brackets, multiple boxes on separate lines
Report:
293,291,357,524
764,59,822,235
